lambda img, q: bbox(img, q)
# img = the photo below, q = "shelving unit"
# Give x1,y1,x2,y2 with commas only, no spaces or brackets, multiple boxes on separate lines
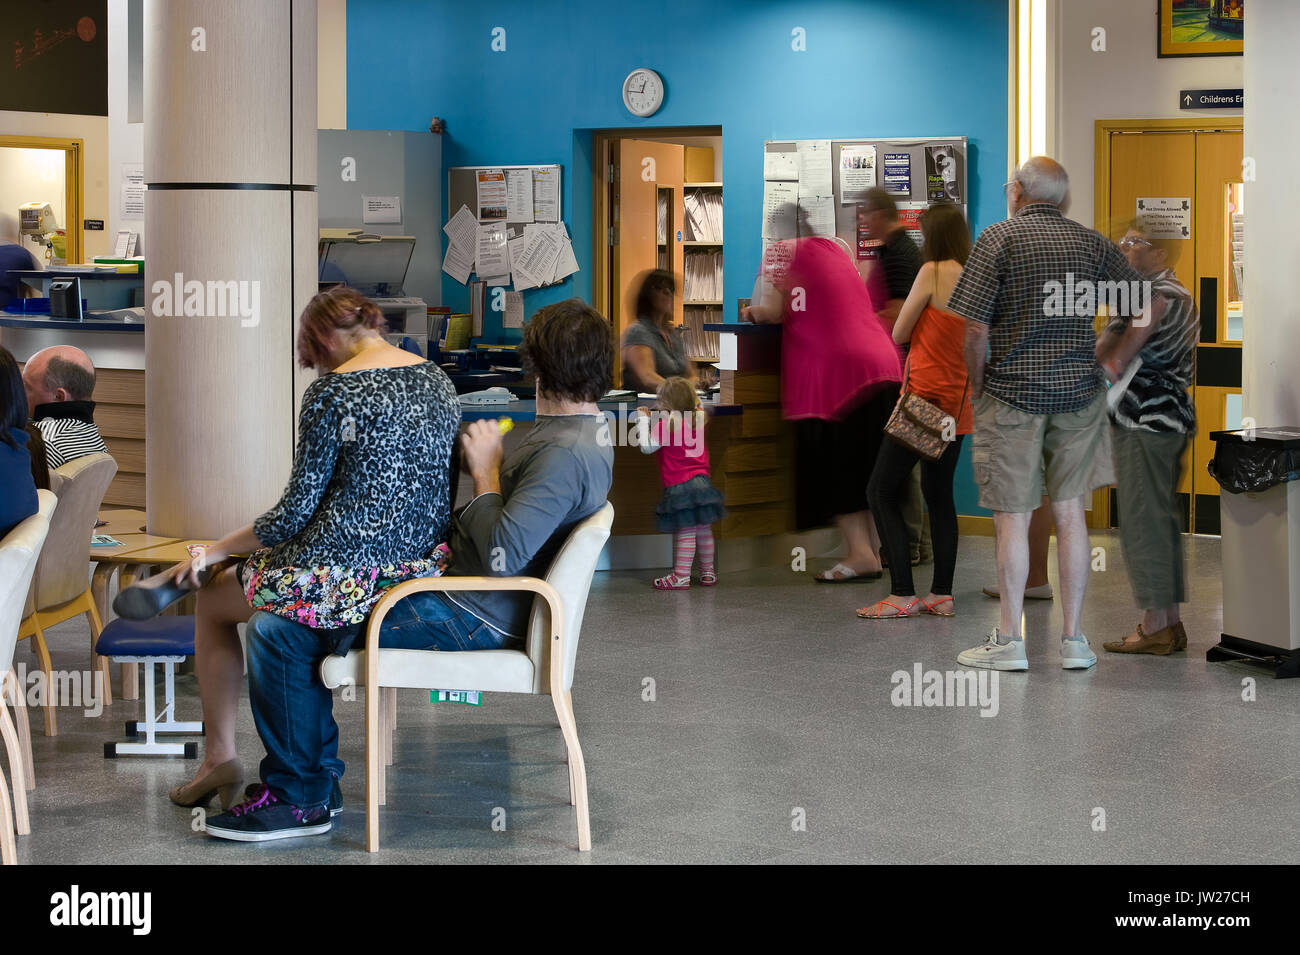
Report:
683,181,722,368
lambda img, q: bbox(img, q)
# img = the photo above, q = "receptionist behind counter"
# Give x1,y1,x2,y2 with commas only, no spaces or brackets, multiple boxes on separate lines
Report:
621,269,688,392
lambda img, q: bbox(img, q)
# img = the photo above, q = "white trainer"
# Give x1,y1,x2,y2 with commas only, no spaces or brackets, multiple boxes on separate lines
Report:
1061,634,1097,670
957,628,1029,671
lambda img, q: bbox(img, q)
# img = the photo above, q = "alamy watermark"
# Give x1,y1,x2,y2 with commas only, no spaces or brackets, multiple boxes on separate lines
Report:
597,406,706,458
150,272,261,328
1043,274,1153,325
891,663,999,717
7,663,104,718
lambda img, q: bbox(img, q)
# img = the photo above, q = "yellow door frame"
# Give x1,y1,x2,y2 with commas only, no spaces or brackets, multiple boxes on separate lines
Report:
0,135,85,264
1092,117,1243,530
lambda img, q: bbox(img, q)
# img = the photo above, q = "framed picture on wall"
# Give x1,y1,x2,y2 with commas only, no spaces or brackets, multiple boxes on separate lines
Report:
1158,0,1244,58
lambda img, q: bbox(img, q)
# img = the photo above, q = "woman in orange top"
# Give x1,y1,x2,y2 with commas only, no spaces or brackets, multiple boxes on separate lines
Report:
860,203,974,619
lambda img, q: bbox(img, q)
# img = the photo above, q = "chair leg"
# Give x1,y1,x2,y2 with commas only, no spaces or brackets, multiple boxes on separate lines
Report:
3,673,33,792
382,687,396,767
0,699,28,836
365,685,381,853
25,616,56,737
551,690,590,851
89,566,115,705
117,566,143,701
564,692,577,806
82,592,112,708
0,760,14,865
377,690,389,805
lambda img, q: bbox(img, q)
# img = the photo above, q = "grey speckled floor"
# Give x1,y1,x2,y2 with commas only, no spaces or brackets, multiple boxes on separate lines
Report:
8,532,1299,864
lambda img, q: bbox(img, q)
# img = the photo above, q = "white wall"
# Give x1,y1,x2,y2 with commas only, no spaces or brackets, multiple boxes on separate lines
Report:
1053,0,1243,228
1242,3,1299,425
0,147,66,248
107,0,144,250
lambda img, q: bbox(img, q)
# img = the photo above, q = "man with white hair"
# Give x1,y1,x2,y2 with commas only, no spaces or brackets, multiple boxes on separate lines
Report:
21,345,109,469
946,156,1165,672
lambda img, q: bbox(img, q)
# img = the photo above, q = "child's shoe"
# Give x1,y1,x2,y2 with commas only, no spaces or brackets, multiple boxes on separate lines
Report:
653,573,690,590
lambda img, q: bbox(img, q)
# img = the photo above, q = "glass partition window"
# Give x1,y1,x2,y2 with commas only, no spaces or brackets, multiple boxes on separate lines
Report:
1226,181,1244,342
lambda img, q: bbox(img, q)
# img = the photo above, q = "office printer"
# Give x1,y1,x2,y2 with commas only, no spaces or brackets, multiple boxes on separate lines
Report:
318,231,428,354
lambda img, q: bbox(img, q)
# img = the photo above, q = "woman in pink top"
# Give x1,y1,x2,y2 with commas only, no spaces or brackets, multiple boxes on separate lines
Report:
745,230,902,582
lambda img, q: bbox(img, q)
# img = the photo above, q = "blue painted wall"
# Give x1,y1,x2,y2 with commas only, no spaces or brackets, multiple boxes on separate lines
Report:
347,0,1007,516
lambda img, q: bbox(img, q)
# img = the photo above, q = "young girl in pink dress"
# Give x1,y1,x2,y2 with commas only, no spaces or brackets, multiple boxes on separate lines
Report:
635,376,726,590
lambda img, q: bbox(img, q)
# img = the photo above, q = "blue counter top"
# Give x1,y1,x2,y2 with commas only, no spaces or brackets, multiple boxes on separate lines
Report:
459,398,743,422
0,312,144,332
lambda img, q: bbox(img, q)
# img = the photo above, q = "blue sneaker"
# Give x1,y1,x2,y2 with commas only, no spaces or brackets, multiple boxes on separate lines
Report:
206,785,332,842
244,775,342,816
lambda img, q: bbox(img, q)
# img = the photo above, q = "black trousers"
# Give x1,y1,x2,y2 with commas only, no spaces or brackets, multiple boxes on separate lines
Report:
867,433,965,597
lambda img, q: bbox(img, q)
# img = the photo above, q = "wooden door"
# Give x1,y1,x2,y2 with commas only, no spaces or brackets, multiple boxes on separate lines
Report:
611,139,684,385
1101,125,1242,534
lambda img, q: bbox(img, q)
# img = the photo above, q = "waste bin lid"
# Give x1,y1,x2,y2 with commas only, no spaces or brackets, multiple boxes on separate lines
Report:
1209,427,1300,449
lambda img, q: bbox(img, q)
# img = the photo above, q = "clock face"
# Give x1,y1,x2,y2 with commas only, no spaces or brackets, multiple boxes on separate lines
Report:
623,69,664,117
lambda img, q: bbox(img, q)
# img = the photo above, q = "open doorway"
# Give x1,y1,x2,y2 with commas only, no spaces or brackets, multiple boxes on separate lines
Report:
591,125,722,388
0,135,84,265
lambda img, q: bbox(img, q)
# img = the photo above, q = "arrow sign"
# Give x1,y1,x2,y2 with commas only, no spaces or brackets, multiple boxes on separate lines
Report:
1180,88,1243,110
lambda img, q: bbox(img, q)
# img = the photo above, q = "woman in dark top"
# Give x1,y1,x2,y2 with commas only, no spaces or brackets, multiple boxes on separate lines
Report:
621,268,689,392
166,287,461,810
1,346,39,538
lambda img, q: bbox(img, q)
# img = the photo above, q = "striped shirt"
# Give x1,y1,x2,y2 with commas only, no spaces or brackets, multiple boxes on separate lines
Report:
34,417,108,469
1106,268,1197,433
947,202,1147,415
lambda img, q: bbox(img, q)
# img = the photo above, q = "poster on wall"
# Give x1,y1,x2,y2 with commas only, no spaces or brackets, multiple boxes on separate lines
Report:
476,169,508,220
883,152,912,195
839,145,877,204
0,2,108,116
898,201,927,247
926,145,961,202
762,181,798,239
1158,0,1243,58
1136,197,1192,239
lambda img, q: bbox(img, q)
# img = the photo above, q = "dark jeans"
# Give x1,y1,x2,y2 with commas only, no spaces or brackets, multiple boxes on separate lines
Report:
867,434,965,597
244,591,514,809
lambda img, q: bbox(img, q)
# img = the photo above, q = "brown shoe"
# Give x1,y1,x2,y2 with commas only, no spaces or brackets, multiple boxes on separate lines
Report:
1102,624,1176,655
1171,621,1187,651
169,758,244,810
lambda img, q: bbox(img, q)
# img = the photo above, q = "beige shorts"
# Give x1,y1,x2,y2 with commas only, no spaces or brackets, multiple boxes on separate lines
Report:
971,392,1113,513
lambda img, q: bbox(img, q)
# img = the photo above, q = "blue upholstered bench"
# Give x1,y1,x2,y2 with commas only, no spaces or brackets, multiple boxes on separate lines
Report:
95,617,204,758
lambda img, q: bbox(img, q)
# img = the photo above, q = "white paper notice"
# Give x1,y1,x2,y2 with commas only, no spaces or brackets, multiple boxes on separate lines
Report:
552,223,579,282
477,169,508,220
477,223,510,277
442,242,473,285
506,170,534,223
509,235,538,290
532,168,560,222
120,162,145,220
504,291,524,329
1135,197,1192,239
762,181,798,239
839,145,877,204
797,140,832,198
362,195,402,224
515,227,562,283
764,143,799,181
444,204,478,249
798,196,835,237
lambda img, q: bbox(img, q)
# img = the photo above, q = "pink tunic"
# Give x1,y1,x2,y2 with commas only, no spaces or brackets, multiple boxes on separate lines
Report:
762,237,902,421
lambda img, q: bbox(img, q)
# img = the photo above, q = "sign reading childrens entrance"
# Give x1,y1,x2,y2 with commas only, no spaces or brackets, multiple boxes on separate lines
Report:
1136,197,1192,239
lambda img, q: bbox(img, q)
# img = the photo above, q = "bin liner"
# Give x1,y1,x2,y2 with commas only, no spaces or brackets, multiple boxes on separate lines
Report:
1208,429,1300,495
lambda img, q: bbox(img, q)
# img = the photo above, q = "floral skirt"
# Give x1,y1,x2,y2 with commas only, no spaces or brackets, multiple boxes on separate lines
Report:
239,543,451,630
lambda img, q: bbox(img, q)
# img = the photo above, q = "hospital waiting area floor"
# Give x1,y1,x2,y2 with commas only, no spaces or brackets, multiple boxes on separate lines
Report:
12,532,1299,865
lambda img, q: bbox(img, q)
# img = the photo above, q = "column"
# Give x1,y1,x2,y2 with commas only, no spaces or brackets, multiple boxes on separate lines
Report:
143,0,317,538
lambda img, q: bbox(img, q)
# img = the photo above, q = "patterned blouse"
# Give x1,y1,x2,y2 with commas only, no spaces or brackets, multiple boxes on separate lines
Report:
241,362,461,629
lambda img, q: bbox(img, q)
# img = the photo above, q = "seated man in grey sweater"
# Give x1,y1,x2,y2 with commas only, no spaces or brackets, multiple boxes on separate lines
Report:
205,299,615,842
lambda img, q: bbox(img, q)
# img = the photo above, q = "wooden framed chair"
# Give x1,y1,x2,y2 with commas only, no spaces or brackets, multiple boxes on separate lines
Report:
0,491,57,865
319,502,613,853
18,452,117,735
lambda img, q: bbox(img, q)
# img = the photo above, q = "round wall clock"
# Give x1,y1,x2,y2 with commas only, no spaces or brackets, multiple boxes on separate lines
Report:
622,68,664,117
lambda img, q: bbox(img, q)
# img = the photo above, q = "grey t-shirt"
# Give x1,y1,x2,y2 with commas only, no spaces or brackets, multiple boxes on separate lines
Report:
445,414,614,637
621,316,688,392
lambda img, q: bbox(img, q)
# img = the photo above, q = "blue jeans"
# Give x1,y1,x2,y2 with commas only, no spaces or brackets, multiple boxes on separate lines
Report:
244,591,514,809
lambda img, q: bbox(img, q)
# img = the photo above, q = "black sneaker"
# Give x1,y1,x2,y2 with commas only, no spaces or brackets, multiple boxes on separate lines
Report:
244,775,342,817
206,785,332,842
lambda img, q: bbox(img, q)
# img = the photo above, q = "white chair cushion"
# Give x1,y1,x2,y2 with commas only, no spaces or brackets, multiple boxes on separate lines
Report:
320,647,536,695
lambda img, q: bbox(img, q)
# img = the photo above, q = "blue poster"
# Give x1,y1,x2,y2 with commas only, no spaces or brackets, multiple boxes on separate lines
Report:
883,152,911,196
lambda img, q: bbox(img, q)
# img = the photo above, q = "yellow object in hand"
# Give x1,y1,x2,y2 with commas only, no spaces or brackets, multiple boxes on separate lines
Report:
497,418,514,436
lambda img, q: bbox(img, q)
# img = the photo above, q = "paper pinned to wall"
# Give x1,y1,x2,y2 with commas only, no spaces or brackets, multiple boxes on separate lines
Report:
797,140,832,197
442,242,473,285
532,167,560,222
838,145,877,204
362,195,402,223
476,223,510,277
513,227,562,286
551,223,579,283
444,204,478,248
797,195,835,237
509,235,538,290
762,181,798,239
503,290,524,329
476,168,508,220
120,162,145,220
764,142,799,181
506,169,534,222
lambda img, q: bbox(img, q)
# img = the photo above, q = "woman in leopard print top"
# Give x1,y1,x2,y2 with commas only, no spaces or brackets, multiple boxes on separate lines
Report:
166,288,460,808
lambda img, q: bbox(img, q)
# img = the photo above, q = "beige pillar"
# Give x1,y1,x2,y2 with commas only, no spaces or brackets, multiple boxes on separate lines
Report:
144,0,317,538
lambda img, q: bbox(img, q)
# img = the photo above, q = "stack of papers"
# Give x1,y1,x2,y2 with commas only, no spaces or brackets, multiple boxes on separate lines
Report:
684,189,723,242
442,204,478,284
683,309,721,360
442,202,579,292
510,222,579,290
657,193,668,244
684,250,722,303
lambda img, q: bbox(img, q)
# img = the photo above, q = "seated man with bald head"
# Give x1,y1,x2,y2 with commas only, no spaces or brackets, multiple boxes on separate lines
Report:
22,345,109,470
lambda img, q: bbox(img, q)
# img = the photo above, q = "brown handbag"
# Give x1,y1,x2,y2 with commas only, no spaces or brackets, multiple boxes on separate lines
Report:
885,355,966,462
